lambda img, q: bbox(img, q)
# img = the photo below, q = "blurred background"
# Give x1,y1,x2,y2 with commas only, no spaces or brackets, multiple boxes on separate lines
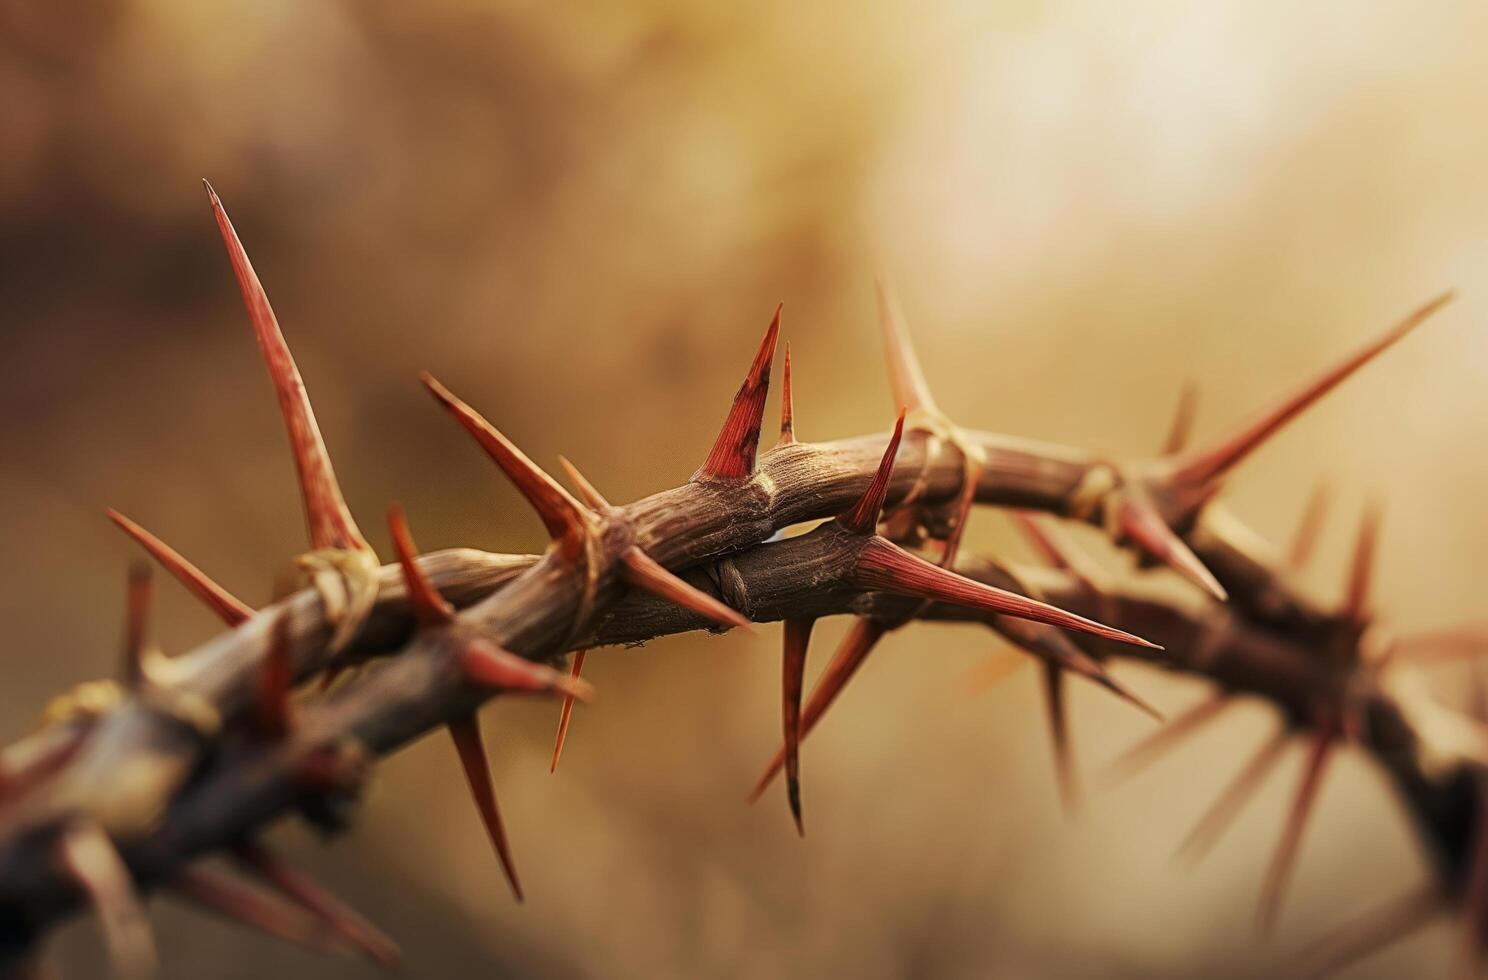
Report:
3,1,1488,976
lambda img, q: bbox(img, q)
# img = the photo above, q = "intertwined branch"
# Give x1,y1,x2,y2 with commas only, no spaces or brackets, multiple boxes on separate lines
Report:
0,184,1480,978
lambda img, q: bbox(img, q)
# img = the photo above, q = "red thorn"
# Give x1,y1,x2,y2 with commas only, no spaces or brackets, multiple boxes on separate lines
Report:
1293,886,1440,980
1343,501,1382,622
1160,382,1199,455
56,820,156,979
233,841,401,968
960,649,1027,698
549,650,587,773
204,182,369,555
874,280,939,415
460,641,594,702
1106,693,1232,783
1177,728,1289,864
778,342,797,446
854,536,1161,649
750,617,887,800
557,456,611,510
992,615,1159,719
422,374,590,554
939,461,979,569
172,864,343,954
1288,482,1331,571
838,412,907,534
387,504,453,627
1040,662,1080,815
780,618,815,835
1010,512,1108,594
1258,708,1341,931
121,564,151,689
1168,291,1454,495
447,715,523,902
1392,624,1488,664
108,510,254,626
620,547,753,633
695,305,781,481
255,614,293,739
1117,495,1227,601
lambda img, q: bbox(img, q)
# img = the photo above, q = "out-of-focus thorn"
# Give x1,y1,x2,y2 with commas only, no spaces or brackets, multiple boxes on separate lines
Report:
620,547,753,633
1010,512,1111,594
447,715,522,902
557,456,611,510
695,305,781,482
1258,709,1341,932
838,412,907,534
1288,482,1332,571
387,504,453,627
1391,624,1488,664
1293,886,1440,980
255,614,293,739
854,537,1161,649
459,641,594,703
779,618,816,835
1116,493,1227,601
422,374,590,556
549,650,587,773
171,864,343,955
204,181,370,557
1176,728,1290,865
56,820,156,980
991,612,1160,720
1166,291,1454,495
874,280,939,415
959,650,1028,699
233,841,401,969
1160,383,1199,455
1343,501,1383,622
1040,662,1080,815
108,510,254,626
1105,693,1233,784
750,617,886,800
121,564,152,689
777,342,797,447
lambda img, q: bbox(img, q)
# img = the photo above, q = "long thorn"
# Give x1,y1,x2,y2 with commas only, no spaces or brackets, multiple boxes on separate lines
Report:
781,618,816,835
557,456,611,510
874,280,939,415
460,641,594,702
1041,662,1080,814
1106,693,1232,783
1010,512,1111,594
696,305,781,481
1160,383,1199,455
838,413,907,534
387,504,453,626
549,650,587,773
778,342,797,446
121,563,152,689
620,547,753,632
1258,711,1340,931
1344,501,1383,622
447,715,523,901
1177,728,1289,864
1117,495,1227,601
56,821,156,980
1293,886,1440,980
172,864,342,954
108,510,253,626
1289,482,1331,570
1168,291,1454,494
205,181,369,555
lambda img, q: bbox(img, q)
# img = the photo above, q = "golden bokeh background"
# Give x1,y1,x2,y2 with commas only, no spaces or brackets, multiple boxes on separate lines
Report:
3,2,1488,977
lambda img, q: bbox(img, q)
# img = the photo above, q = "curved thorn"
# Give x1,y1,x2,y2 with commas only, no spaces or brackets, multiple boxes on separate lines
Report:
421,374,589,552
1288,482,1332,571
1160,382,1199,456
1041,662,1080,815
838,412,907,534
1168,291,1454,494
233,841,401,968
556,456,611,510
1117,496,1227,601
777,342,797,446
1106,693,1232,783
1344,501,1383,622
620,547,753,633
696,305,781,481
549,650,587,773
108,510,254,626
1258,709,1341,931
172,864,342,954
56,821,157,980
1177,728,1289,864
460,641,594,702
121,563,152,689
874,279,939,415
781,618,815,835
447,715,522,902
750,617,887,800
854,536,1161,649
204,181,369,555
387,505,453,627
255,614,292,739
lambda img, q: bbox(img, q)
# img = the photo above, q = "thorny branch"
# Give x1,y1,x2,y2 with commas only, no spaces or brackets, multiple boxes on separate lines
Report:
0,184,1481,977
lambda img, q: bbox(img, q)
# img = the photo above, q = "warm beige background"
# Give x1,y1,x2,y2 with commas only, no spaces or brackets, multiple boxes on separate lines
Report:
3,2,1487,977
